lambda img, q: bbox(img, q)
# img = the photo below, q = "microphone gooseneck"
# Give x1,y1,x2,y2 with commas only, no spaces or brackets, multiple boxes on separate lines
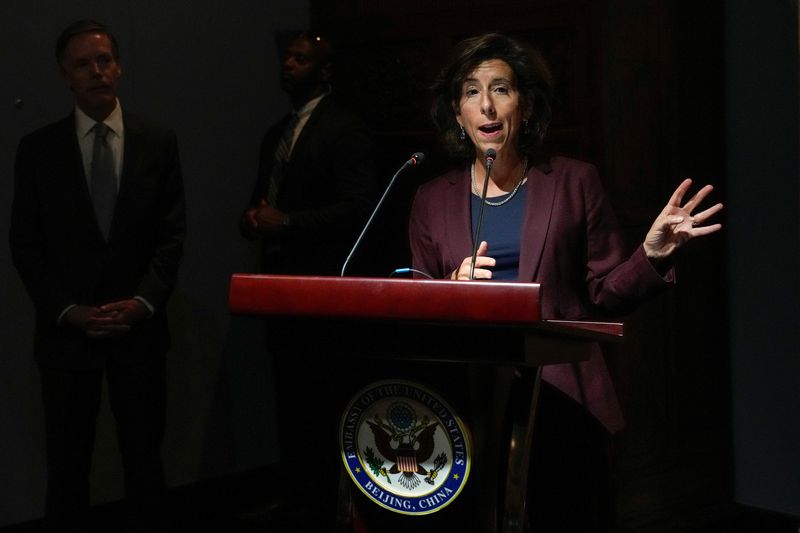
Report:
468,149,496,280
340,152,425,277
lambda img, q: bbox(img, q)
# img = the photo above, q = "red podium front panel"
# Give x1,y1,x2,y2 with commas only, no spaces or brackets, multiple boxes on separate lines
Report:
228,274,622,533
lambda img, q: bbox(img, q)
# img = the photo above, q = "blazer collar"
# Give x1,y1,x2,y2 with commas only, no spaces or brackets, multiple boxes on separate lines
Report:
518,158,555,282
111,110,142,241
286,94,331,163
441,167,474,263
442,158,555,282
57,111,111,243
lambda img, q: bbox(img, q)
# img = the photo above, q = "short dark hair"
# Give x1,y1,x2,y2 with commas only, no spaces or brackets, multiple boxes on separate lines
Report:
55,19,120,64
431,33,554,161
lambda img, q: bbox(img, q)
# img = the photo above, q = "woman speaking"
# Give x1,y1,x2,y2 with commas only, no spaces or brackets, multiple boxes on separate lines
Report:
409,33,722,531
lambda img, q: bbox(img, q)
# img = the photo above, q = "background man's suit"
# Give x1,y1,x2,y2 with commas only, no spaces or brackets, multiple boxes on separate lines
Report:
244,95,375,275
10,110,185,532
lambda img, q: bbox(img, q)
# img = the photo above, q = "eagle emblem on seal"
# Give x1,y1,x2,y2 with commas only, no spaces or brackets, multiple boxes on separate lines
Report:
363,401,449,490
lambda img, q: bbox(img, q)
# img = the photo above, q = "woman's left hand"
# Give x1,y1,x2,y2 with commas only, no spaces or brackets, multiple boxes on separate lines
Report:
643,178,723,261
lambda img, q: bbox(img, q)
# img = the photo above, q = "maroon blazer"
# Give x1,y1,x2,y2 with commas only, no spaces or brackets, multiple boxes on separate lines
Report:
409,155,673,432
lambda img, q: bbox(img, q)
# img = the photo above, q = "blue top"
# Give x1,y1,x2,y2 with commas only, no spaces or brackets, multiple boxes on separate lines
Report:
470,181,527,281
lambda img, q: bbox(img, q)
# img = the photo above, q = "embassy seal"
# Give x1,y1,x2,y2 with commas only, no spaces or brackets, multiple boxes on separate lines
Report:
340,380,471,515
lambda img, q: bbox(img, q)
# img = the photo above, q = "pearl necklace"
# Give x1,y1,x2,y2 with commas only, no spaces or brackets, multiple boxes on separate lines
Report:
470,158,528,207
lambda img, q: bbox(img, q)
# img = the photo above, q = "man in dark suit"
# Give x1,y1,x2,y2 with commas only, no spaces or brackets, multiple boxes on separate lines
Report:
239,31,375,529
9,20,185,533
241,31,375,274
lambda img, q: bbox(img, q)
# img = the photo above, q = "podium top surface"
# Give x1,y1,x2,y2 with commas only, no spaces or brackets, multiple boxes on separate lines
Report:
229,274,624,339
229,274,542,325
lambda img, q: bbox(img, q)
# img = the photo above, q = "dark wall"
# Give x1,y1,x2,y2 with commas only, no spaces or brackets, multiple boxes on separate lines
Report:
726,0,800,516
0,1,307,527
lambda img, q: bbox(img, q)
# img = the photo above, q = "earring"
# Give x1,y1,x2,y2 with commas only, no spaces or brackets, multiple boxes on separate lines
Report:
459,126,466,141
523,120,530,135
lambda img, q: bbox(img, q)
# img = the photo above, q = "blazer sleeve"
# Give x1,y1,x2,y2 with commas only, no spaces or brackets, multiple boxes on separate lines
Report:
134,128,186,309
240,122,280,240
579,165,674,314
9,134,72,321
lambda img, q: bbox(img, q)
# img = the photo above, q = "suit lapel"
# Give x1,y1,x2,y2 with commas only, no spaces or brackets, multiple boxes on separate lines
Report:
61,115,92,198
518,160,555,282
54,115,106,240
286,96,330,167
444,168,474,263
113,112,141,239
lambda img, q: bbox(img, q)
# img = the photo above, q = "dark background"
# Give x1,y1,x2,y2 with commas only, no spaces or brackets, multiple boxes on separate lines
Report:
0,0,797,529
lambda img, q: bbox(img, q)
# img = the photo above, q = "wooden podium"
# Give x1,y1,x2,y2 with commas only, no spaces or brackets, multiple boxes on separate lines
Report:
228,274,622,533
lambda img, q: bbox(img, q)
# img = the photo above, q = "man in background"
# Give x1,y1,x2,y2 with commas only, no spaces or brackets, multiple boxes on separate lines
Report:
10,19,185,533
241,30,375,274
240,30,375,529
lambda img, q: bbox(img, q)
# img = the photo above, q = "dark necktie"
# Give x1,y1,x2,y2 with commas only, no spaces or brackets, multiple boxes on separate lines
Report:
90,122,117,240
267,114,299,206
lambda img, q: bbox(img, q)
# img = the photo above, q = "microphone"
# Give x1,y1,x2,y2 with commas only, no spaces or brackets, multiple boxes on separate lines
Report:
340,152,425,276
408,152,424,166
468,149,496,280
